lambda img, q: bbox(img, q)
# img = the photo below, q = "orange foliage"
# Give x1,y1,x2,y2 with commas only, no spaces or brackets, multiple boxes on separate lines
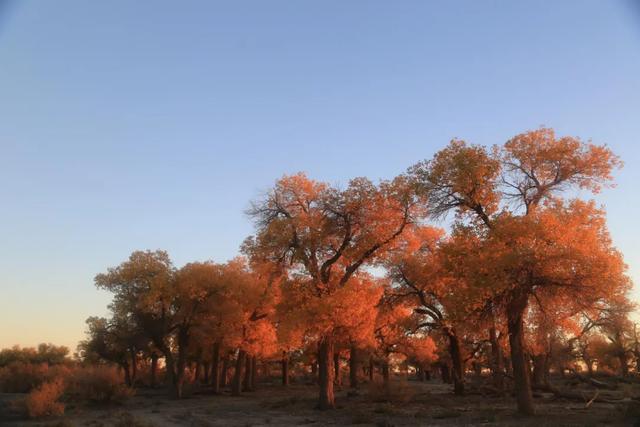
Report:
24,378,65,418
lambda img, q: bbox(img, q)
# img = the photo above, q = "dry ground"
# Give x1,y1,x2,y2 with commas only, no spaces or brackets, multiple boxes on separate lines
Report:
1,379,639,426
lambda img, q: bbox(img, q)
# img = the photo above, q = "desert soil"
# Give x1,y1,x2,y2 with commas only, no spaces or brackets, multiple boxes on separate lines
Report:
1,379,639,426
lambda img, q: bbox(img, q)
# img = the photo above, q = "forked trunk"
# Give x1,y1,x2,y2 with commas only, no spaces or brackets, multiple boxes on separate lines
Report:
333,352,341,385
317,336,335,409
507,294,535,415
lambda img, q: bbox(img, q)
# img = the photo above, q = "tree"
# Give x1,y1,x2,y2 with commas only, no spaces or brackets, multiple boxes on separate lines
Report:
409,128,624,415
247,173,418,409
384,225,474,395
96,251,230,398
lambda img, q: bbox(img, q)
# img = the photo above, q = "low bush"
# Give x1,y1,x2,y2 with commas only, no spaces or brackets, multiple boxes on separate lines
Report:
5,363,133,419
65,365,134,403
0,362,70,393
24,378,66,418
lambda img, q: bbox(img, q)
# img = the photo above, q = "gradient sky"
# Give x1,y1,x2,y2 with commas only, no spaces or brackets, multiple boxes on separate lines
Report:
1,0,639,352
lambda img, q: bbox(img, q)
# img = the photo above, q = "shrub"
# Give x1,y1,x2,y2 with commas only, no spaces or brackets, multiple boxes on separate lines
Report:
24,378,65,418
0,362,70,393
65,365,134,403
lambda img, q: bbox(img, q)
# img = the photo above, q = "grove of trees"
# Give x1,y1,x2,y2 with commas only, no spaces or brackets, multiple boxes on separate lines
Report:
80,128,636,416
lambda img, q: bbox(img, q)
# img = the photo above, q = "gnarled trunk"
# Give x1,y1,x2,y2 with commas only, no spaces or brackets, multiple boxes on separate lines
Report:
507,294,535,415
317,336,335,409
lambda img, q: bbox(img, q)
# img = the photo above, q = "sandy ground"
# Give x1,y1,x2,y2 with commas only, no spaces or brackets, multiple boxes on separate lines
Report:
1,379,639,426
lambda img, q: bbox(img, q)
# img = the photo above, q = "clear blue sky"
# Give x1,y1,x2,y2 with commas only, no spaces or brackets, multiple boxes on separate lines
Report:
1,0,639,351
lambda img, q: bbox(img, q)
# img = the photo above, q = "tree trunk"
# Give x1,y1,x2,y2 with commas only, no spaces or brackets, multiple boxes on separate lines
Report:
333,352,341,385
243,354,253,391
221,354,230,388
447,331,464,395
368,355,374,382
349,345,358,388
121,360,132,386
203,361,210,384
317,336,335,410
382,356,390,387
194,362,201,384
585,358,594,377
211,342,220,392
489,326,504,391
174,328,189,399
507,295,535,415
164,352,175,385
150,352,158,387
473,361,482,380
130,348,138,384
441,363,452,383
282,352,289,386
532,354,548,388
251,356,258,390
232,349,246,396
620,353,629,377
418,366,426,381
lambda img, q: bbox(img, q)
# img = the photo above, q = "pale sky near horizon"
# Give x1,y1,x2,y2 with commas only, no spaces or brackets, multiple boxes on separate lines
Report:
1,0,639,352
